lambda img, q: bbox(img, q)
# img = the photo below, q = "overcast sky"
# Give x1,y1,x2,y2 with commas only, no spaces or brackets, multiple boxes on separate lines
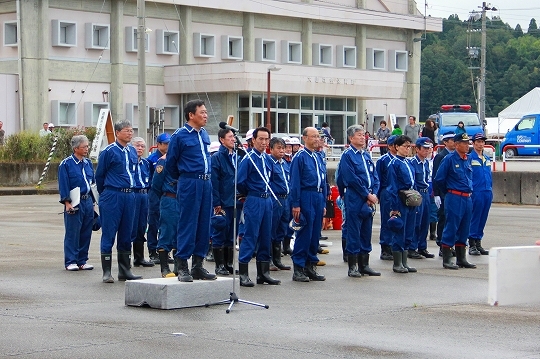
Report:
421,1,540,30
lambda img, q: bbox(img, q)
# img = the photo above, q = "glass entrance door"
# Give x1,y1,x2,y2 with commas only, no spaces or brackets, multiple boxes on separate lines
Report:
326,114,344,144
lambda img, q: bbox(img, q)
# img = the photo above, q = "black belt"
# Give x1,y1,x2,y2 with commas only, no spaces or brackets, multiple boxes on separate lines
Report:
304,187,323,193
182,173,211,180
134,188,148,194
418,188,429,193
81,194,91,200
277,194,288,199
248,192,269,198
106,187,133,193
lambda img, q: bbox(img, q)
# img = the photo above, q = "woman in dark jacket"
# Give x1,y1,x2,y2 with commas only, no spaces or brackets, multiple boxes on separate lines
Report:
421,119,437,143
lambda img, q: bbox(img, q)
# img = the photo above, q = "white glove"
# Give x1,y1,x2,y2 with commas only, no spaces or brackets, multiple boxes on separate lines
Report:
434,196,441,209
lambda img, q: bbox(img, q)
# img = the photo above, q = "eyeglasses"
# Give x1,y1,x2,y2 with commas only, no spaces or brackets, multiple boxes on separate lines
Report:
307,135,320,139
78,145,89,149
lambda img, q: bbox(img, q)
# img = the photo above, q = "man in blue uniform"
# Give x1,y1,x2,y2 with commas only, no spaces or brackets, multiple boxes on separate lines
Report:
95,120,142,283
387,135,417,274
165,100,216,282
237,127,280,287
434,133,476,270
337,125,380,278
146,133,170,264
211,128,242,276
407,137,436,259
290,127,327,282
375,135,397,261
58,135,95,271
468,133,492,256
151,155,178,277
268,137,291,271
131,137,154,268
433,132,455,255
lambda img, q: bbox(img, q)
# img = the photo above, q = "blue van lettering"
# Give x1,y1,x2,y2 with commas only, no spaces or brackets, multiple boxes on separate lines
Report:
517,135,531,143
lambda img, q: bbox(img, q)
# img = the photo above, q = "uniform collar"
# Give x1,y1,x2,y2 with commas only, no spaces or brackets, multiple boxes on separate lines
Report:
70,154,86,164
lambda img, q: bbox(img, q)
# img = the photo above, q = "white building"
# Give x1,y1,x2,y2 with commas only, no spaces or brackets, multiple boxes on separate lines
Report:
0,0,441,144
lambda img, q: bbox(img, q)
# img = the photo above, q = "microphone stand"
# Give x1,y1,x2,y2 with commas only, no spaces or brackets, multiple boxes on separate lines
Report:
205,132,268,313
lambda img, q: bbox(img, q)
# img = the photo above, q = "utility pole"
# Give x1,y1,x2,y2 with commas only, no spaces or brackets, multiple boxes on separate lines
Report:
479,2,496,124
137,0,148,155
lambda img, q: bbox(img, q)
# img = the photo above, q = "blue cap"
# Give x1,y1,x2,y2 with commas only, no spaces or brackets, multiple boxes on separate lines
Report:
415,137,433,148
453,133,470,143
336,196,345,211
472,132,487,141
387,135,397,145
359,202,376,219
211,212,227,231
441,132,455,141
156,133,171,144
387,215,403,233
92,211,101,231
289,213,307,231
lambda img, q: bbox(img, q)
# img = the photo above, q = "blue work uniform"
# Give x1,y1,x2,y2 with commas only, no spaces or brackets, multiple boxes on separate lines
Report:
469,151,493,241
375,152,394,248
146,150,164,252
409,155,431,252
337,146,380,255
58,154,95,268
237,148,273,263
152,158,178,253
433,148,452,246
335,166,347,249
211,145,242,248
131,157,150,244
165,124,212,260
434,151,473,248
387,155,416,252
270,155,291,244
290,148,327,267
95,142,137,253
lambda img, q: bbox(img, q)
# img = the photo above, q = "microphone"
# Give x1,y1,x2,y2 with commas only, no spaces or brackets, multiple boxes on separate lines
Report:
219,122,239,132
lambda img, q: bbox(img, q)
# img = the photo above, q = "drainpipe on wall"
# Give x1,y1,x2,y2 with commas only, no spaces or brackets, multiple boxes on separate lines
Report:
16,0,24,131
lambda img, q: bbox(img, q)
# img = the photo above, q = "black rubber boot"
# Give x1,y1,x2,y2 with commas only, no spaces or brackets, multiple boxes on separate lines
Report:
117,251,142,281
213,247,230,276
159,250,174,278
476,240,489,255
304,262,326,281
418,249,435,258
224,246,234,274
292,263,310,282
429,222,437,241
402,251,417,273
172,249,179,276
456,245,477,268
359,253,381,276
256,261,281,285
347,254,362,278
380,244,393,261
282,237,292,255
149,248,159,264
272,242,291,270
205,245,214,262
101,253,115,283
407,249,423,259
442,246,459,270
191,255,216,280
177,258,193,282
239,262,254,287
342,238,348,262
392,251,408,273
133,241,155,267
468,238,480,255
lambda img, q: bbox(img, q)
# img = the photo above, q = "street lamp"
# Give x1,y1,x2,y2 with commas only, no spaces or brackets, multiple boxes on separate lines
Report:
266,65,281,133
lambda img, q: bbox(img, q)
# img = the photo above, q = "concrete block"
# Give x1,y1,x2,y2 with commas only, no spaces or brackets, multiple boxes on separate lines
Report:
520,173,540,205
492,172,521,204
125,277,234,310
488,246,540,306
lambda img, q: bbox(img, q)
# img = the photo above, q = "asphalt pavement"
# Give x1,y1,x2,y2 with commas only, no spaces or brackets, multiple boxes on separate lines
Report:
1,194,540,358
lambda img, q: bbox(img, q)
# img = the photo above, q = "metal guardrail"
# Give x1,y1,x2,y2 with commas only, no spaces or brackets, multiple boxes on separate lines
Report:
500,145,540,171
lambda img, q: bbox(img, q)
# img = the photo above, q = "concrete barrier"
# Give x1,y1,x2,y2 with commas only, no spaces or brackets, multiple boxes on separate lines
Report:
0,163,59,186
488,246,540,306
492,172,521,204
520,172,540,205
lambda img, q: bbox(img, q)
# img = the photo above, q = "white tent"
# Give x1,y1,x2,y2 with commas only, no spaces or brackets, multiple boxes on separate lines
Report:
494,87,540,134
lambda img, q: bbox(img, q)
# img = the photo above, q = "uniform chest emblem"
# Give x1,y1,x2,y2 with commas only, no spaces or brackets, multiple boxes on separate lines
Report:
455,165,459,168
156,165,163,174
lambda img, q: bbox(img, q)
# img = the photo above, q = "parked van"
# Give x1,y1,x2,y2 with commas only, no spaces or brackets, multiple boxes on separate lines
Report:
431,105,485,144
501,114,540,157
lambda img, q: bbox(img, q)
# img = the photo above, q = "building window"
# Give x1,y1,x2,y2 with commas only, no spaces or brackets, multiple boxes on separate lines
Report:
313,43,332,66
367,48,386,70
52,20,77,47
193,32,215,58
221,35,243,60
85,102,109,126
157,29,179,55
85,23,110,50
125,103,150,129
4,21,18,46
389,50,408,72
125,26,149,53
255,38,276,62
156,105,180,129
51,100,77,125
337,45,356,68
281,41,302,64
